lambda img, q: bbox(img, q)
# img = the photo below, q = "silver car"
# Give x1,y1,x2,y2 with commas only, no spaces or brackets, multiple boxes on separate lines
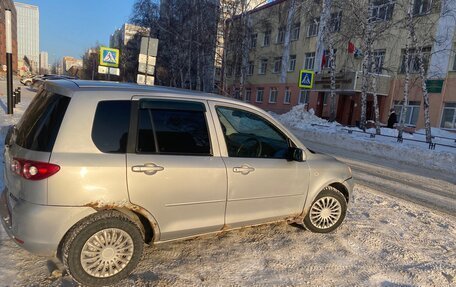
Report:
1,80,353,286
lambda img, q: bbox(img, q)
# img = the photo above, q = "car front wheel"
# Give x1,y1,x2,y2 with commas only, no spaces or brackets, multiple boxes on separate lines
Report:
303,186,347,233
61,210,144,286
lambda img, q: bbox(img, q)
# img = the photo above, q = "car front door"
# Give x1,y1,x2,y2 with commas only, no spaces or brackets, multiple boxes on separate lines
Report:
126,98,227,241
209,102,310,228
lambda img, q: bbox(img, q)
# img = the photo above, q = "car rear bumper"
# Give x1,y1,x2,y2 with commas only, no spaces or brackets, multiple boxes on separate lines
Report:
1,187,96,257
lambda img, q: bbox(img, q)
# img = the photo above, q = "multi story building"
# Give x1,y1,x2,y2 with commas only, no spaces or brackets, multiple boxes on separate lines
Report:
62,56,82,74
215,0,269,91
39,51,48,74
0,0,18,76
225,0,456,130
110,23,150,48
15,2,39,75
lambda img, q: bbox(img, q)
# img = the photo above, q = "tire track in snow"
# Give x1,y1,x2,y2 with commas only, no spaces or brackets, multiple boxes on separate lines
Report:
297,137,456,217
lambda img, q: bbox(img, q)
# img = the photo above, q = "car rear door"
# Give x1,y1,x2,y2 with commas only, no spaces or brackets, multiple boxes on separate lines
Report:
208,102,310,228
126,97,227,241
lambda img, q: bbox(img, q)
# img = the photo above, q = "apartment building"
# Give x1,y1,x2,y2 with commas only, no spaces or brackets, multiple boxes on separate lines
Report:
15,2,39,75
225,0,456,130
110,23,150,48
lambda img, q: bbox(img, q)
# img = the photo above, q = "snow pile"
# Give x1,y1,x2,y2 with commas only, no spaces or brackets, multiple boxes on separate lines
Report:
275,104,339,129
275,106,456,175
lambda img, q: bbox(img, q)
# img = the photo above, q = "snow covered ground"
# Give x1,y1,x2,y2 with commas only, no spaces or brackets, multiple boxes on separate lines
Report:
275,105,456,175
0,186,454,286
0,83,455,286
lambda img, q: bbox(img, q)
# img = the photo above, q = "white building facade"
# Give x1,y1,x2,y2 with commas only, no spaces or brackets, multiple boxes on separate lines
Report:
15,2,39,74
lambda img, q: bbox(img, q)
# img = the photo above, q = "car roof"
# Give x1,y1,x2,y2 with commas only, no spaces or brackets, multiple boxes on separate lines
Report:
44,79,244,104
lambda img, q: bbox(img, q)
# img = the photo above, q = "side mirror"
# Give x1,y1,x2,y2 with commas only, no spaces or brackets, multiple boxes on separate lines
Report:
286,147,304,162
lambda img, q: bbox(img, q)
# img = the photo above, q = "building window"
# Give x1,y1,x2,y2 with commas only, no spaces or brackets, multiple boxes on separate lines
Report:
323,93,329,105
256,88,264,103
372,0,395,21
413,0,432,16
299,90,310,104
235,65,241,77
273,57,282,73
269,88,278,103
322,50,337,69
250,33,257,48
289,55,297,71
307,17,320,37
234,88,241,100
305,52,316,70
453,50,456,70
441,103,456,129
329,11,342,33
394,101,421,126
263,30,271,46
371,49,386,74
277,27,285,44
291,23,300,41
400,47,431,74
245,88,252,102
452,46,456,71
284,88,291,104
259,59,268,74
248,61,254,75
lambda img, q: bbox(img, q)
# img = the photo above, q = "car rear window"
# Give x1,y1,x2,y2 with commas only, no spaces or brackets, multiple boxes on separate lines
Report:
92,101,131,153
15,90,70,152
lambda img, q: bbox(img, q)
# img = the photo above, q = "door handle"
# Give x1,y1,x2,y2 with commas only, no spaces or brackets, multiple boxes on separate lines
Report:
233,165,255,175
132,163,164,175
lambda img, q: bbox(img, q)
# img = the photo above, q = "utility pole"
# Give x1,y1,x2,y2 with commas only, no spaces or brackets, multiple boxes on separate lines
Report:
5,9,14,114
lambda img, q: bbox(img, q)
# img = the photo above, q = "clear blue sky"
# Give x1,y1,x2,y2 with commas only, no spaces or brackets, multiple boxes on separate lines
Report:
17,0,137,63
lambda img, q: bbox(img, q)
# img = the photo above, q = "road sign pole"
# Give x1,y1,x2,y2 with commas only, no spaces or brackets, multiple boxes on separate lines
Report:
5,9,13,114
145,37,150,84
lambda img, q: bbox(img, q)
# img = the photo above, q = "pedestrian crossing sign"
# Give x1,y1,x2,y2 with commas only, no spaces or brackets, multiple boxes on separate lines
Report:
299,69,314,89
100,47,120,68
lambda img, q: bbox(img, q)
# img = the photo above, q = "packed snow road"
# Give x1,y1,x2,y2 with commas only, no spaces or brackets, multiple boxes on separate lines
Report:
291,128,456,217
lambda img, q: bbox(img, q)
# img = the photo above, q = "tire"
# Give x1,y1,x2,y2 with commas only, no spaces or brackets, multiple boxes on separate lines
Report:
61,210,144,286
303,186,347,233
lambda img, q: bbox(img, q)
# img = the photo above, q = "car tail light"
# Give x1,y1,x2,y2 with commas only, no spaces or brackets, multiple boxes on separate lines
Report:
11,158,60,180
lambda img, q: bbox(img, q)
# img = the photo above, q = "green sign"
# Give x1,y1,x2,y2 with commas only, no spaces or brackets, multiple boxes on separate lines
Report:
99,47,120,68
426,79,444,93
299,70,314,89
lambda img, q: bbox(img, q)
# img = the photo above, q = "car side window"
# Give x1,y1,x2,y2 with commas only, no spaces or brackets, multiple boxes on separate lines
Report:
136,100,211,156
92,100,131,153
216,106,289,158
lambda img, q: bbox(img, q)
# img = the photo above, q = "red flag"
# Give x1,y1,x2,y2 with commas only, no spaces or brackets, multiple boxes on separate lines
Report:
321,50,327,68
348,41,355,54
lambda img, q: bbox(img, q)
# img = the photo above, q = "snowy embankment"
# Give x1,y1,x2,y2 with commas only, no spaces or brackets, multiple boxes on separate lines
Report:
274,105,456,175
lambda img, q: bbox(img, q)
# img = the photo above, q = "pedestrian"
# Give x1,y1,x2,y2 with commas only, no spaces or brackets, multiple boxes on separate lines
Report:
387,108,397,129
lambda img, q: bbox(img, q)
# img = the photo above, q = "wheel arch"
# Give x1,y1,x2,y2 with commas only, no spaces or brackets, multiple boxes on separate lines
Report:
57,204,160,260
302,179,349,218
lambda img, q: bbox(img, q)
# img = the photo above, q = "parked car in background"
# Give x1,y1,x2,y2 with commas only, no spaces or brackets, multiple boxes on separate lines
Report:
1,80,353,286
20,75,36,86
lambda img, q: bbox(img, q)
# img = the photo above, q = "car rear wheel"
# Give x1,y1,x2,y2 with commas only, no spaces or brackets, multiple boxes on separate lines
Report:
303,186,347,233
61,210,144,286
